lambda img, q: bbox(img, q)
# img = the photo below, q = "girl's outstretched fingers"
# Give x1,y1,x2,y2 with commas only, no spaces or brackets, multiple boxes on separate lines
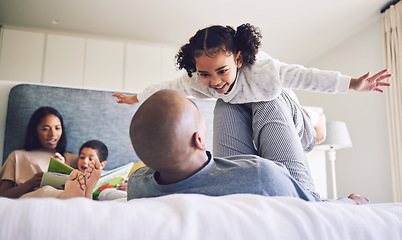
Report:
350,69,391,92
112,93,126,103
112,93,139,104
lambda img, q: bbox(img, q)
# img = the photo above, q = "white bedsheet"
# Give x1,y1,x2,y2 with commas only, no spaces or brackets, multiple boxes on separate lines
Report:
1,194,401,240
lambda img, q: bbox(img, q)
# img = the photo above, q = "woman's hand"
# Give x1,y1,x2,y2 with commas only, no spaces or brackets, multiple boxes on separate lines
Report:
54,152,65,164
27,172,44,189
112,93,139,105
349,69,391,93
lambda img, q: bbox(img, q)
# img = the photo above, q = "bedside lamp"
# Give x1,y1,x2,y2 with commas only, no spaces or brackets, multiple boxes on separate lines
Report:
315,121,352,199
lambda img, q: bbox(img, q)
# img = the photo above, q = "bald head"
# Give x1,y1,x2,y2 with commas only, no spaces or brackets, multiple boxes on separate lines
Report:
130,90,206,171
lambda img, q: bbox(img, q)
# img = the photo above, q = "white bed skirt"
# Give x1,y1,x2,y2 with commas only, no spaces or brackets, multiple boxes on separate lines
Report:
1,194,401,240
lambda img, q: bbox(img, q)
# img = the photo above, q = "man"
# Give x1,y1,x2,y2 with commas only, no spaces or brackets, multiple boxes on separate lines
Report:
127,89,368,204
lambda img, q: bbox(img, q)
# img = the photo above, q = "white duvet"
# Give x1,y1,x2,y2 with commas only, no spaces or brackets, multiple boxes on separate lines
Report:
1,194,401,240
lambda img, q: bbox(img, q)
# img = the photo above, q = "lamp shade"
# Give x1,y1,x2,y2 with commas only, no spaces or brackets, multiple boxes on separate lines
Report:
315,121,352,150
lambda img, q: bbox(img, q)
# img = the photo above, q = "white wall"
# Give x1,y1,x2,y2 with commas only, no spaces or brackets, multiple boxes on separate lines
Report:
295,16,393,203
0,81,21,169
0,26,182,91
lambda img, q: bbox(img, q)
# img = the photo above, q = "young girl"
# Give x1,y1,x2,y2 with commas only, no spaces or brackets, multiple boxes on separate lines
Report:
113,23,390,199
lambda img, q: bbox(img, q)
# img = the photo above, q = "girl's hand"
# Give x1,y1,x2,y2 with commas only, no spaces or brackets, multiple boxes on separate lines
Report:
28,172,44,189
112,93,139,105
54,152,65,164
349,69,391,93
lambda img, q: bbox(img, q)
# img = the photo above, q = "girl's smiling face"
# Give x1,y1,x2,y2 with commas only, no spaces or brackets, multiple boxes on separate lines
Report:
36,114,62,150
195,50,243,94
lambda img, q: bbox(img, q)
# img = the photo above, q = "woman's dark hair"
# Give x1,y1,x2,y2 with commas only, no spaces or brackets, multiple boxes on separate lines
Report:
79,140,108,162
176,23,262,77
23,106,67,154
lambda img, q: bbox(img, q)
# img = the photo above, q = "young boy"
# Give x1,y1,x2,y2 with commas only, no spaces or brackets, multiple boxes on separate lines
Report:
73,140,129,198
77,140,129,199
21,140,115,199
76,140,108,174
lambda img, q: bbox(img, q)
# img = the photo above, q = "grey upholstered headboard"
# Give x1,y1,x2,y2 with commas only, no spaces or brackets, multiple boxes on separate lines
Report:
3,84,216,170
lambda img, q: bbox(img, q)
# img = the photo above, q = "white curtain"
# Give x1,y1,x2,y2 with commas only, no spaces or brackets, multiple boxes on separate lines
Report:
382,1,402,202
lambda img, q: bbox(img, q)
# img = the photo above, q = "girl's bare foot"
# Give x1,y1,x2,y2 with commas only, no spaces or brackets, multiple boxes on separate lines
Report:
84,157,101,199
60,170,86,199
315,114,326,144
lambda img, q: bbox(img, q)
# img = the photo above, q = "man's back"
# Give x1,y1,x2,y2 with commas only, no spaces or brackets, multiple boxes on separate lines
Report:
127,152,318,201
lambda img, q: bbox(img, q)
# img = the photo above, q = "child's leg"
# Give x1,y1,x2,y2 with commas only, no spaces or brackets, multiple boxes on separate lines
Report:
21,172,85,199
20,186,64,198
285,88,327,145
84,157,101,199
60,159,101,199
251,91,319,199
283,89,317,151
315,114,326,144
302,107,327,144
59,170,86,199
213,99,257,157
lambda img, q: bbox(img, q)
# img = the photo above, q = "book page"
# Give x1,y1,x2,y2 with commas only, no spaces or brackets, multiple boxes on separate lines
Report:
48,157,74,174
40,172,69,190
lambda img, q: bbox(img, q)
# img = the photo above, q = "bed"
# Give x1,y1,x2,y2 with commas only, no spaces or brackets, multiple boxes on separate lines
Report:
1,83,402,240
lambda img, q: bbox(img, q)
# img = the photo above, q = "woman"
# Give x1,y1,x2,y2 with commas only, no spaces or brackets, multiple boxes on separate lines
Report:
0,106,76,198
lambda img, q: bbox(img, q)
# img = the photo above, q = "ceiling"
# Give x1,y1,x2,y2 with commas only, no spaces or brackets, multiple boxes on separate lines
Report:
0,0,392,65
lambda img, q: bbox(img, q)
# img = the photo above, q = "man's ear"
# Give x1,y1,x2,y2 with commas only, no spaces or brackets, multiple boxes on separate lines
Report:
235,51,243,68
193,132,207,150
100,160,107,170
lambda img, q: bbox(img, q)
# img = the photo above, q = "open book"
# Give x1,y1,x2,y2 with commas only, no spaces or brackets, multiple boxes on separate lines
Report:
40,157,145,199
93,161,145,199
39,157,74,190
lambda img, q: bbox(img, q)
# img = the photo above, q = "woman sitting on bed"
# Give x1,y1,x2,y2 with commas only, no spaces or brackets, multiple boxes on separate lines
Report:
0,106,77,198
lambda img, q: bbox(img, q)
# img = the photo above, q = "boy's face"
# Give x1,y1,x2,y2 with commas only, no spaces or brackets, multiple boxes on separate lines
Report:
195,51,243,94
78,147,99,173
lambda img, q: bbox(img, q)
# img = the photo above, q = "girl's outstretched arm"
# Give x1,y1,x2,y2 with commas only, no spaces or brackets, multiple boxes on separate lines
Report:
349,69,391,93
112,93,139,104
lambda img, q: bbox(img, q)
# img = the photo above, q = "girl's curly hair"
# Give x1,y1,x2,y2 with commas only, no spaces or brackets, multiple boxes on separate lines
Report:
176,23,262,77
